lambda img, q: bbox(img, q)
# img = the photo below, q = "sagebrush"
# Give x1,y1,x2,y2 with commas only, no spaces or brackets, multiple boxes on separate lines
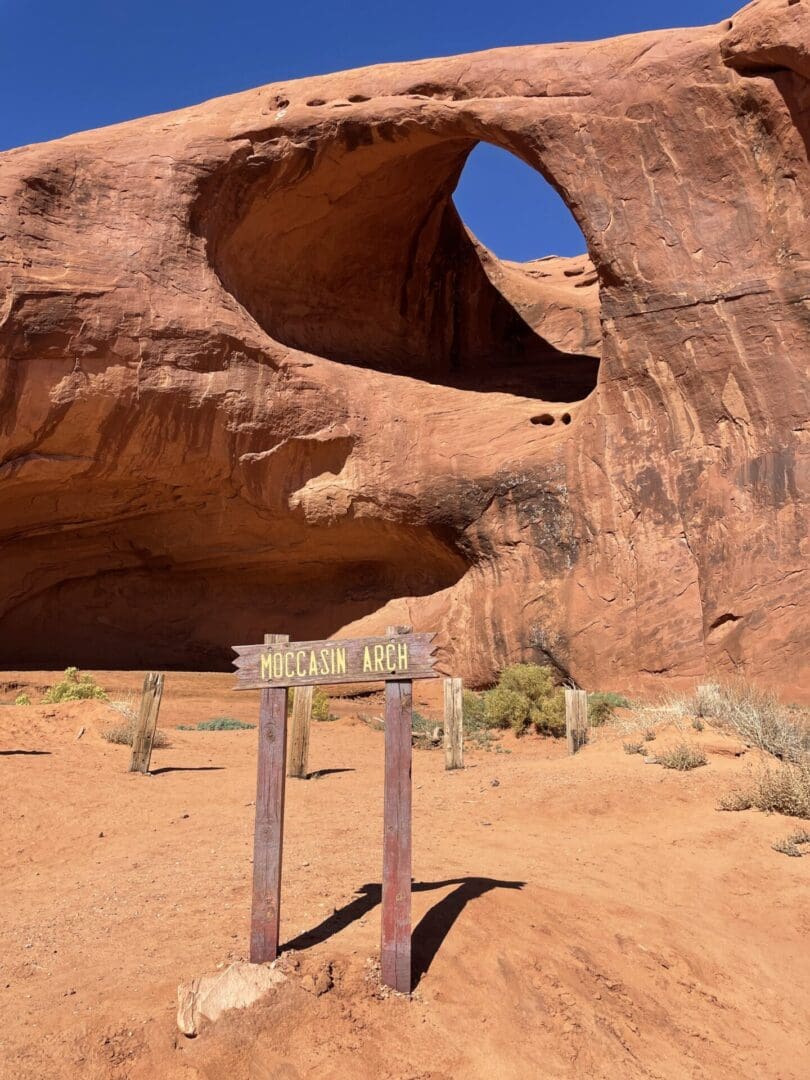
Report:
44,667,107,704
655,741,708,771
463,664,567,737
102,721,169,748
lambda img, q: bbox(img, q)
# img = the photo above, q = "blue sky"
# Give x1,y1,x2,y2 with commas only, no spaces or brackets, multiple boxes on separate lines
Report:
2,0,734,260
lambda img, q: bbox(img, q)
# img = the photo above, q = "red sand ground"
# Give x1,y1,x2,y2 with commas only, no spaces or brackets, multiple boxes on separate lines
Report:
1,672,808,1079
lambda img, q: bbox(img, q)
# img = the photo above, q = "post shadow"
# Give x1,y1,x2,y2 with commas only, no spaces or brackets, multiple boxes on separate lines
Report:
149,765,225,775
308,768,356,779
0,749,51,756
281,876,524,988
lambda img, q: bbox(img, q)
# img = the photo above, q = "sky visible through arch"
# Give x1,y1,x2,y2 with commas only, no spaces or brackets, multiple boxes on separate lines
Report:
2,0,734,261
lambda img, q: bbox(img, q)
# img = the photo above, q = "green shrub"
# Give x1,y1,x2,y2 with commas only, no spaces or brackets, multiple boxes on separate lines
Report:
656,742,708,771
462,689,486,730
178,717,255,731
588,692,632,726
14,693,31,706
483,686,530,735
312,689,335,722
43,667,107,704
492,664,566,737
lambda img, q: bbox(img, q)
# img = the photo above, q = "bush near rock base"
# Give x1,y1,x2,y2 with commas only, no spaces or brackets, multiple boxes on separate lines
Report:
43,667,107,704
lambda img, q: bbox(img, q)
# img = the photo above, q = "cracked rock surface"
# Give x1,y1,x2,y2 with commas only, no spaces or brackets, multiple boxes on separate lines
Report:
0,0,807,696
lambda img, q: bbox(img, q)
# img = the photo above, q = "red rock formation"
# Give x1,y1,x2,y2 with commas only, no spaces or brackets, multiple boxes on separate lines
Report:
0,0,807,697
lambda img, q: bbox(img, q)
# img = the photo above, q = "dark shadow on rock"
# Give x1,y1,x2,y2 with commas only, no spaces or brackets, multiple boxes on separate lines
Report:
149,765,225,775
282,876,524,989
0,749,51,756
307,768,356,779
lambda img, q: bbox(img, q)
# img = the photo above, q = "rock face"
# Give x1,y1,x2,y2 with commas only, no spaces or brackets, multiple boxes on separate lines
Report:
0,0,807,696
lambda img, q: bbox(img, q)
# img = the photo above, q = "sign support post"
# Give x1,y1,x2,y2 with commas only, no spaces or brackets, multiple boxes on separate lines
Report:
381,626,413,994
249,632,289,964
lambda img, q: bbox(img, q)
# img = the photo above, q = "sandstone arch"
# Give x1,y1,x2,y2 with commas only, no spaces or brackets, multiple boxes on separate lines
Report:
0,0,807,695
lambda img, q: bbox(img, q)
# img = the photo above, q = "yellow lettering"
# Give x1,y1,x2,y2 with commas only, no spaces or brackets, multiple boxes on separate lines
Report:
373,644,385,672
385,643,396,672
309,651,319,676
319,649,330,675
295,650,306,677
363,646,373,673
272,652,283,679
335,647,347,675
260,653,272,679
397,642,409,670
284,652,295,678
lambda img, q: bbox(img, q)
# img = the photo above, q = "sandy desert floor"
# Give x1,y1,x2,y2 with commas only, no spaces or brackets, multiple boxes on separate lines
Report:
1,671,809,1079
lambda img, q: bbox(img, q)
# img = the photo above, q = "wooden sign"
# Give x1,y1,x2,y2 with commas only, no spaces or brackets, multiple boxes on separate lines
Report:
232,633,438,690
233,627,436,996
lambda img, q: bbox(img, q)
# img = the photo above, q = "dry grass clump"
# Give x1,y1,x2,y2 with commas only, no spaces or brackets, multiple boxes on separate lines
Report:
101,720,170,749
718,760,810,819
772,828,810,858
623,741,644,755
695,681,809,764
655,741,708,771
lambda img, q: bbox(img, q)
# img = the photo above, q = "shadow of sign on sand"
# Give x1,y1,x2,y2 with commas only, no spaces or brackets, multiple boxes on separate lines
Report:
282,877,525,988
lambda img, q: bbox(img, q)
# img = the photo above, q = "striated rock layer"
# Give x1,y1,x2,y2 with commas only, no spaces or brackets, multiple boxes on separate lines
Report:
0,0,807,696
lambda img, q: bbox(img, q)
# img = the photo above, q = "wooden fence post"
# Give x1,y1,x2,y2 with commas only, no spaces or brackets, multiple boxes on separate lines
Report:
381,626,413,994
443,677,464,770
128,672,164,774
250,633,289,964
287,684,313,779
565,688,589,754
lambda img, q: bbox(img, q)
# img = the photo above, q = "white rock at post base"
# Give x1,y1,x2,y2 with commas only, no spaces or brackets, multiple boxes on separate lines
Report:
177,961,286,1036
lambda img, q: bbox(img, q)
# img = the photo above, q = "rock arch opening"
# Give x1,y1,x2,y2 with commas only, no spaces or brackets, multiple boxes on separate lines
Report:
198,124,602,403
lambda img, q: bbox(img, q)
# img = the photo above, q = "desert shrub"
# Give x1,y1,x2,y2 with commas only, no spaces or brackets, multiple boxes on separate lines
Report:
693,681,809,764
691,717,705,732
312,690,335,722
772,829,810,857
14,693,31,706
719,761,810,819
43,667,107,704
588,692,632,726
717,789,754,812
623,741,644,755
483,686,530,735
656,741,708,771
494,664,566,737
178,717,255,731
102,721,169,748
462,689,486,730
643,729,656,742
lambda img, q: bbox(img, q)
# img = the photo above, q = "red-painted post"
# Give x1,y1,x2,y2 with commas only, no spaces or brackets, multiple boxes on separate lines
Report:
249,632,289,964
381,626,413,993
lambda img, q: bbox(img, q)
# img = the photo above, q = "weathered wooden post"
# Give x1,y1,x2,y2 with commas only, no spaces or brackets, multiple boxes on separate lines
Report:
443,677,464,771
382,625,413,994
128,672,164,774
250,633,289,963
287,685,313,779
565,688,589,755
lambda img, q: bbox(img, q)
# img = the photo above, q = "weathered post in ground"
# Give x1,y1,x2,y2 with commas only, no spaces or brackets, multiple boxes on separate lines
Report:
565,688,589,755
128,672,164,774
287,684,313,779
443,677,464,771
382,625,414,994
250,633,289,963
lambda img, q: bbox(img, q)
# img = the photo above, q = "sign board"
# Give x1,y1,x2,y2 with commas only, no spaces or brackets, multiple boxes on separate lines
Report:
232,633,439,690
